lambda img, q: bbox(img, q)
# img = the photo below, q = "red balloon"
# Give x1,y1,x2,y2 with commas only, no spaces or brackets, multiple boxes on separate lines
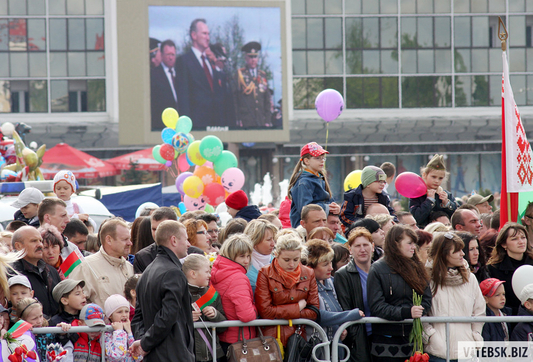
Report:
203,183,226,207
160,144,175,161
395,172,427,199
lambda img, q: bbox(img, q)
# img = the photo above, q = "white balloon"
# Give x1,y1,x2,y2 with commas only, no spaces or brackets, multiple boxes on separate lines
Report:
1,122,14,136
512,265,533,299
135,202,159,219
29,141,38,149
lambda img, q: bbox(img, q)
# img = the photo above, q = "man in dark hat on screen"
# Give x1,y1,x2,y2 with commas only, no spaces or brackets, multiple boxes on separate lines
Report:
235,41,272,128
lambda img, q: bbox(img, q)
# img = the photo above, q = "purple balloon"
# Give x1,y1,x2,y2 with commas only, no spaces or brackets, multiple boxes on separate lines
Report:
165,160,173,167
315,89,344,122
175,172,193,194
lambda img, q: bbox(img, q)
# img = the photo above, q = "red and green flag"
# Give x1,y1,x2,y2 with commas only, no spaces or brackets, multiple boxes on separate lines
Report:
7,320,32,338
196,285,219,310
60,249,84,277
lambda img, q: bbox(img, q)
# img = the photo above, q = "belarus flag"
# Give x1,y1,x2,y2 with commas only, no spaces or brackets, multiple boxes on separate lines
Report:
60,248,84,277
500,51,533,227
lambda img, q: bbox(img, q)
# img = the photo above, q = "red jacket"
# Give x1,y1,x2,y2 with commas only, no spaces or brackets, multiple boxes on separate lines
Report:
211,256,257,343
254,263,319,346
278,196,292,229
71,319,102,362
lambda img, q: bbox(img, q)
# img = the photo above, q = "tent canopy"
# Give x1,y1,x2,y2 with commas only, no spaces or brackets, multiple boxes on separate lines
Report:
107,148,165,171
41,143,119,179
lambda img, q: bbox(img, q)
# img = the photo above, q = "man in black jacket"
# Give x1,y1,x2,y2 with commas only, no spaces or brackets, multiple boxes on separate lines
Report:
10,226,61,317
133,207,177,273
131,220,194,361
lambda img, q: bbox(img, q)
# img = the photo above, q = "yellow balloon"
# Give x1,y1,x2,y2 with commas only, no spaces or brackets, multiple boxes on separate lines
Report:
161,108,179,129
344,170,362,191
186,140,206,166
183,175,204,198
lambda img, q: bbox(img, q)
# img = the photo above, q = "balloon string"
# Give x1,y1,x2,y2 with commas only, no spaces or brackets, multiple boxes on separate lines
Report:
325,123,329,152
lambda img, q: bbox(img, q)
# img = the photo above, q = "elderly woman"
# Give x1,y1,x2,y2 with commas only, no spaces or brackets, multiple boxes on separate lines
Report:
308,227,335,245
255,234,319,347
306,239,363,342
39,224,65,280
244,219,278,291
184,219,210,253
211,233,257,351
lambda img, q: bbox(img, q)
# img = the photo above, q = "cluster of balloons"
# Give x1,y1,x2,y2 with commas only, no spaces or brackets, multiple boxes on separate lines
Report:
0,123,46,181
153,108,245,212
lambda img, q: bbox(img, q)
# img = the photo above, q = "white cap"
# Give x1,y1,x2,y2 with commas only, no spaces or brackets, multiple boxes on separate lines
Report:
11,188,45,209
519,283,533,304
8,275,32,289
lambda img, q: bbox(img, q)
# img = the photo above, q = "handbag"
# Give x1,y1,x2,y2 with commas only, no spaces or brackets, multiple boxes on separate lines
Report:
283,326,322,362
227,327,283,362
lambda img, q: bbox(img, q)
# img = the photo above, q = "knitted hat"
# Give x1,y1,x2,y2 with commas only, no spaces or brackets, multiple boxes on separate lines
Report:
361,166,386,188
426,154,446,171
53,170,77,193
104,294,130,318
479,278,505,297
226,190,248,210
79,303,105,327
353,218,381,234
300,142,329,157
467,194,494,206
11,187,45,208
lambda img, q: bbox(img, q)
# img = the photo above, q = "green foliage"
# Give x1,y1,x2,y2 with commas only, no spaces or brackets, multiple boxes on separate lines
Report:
120,160,150,185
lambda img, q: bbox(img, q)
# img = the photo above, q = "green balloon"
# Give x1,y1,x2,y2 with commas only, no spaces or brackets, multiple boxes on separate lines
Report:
204,204,215,213
214,150,238,175
152,145,166,164
176,116,193,133
199,135,224,162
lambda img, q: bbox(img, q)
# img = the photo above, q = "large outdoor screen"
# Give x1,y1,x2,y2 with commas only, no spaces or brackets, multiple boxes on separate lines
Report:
117,0,290,145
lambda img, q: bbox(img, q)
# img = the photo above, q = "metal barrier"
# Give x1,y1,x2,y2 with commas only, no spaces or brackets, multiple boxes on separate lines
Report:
331,315,533,362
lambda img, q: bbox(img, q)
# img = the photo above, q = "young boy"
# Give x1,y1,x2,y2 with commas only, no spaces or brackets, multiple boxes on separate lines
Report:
8,275,34,324
340,166,396,228
480,278,511,341
511,283,533,341
69,303,105,361
225,190,262,222
50,279,87,346
53,170,97,231
10,187,44,227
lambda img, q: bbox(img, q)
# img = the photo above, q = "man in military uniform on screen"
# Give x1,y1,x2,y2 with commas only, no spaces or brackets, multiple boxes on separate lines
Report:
235,41,272,128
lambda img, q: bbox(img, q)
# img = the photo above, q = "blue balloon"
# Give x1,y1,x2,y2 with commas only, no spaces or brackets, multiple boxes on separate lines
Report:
0,156,5,168
185,152,195,166
178,202,187,215
161,127,176,145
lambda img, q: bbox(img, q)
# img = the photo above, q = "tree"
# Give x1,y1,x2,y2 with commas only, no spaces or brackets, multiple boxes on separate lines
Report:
120,160,150,185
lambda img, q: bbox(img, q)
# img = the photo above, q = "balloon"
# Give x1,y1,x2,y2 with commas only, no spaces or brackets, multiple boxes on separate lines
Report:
0,156,5,168
165,160,172,167
221,167,245,193
186,133,195,144
159,144,175,161
315,89,344,122
172,132,189,153
178,154,190,172
203,183,226,207
395,172,427,198
162,108,179,129
214,151,238,176
183,175,204,198
344,170,362,191
135,202,159,219
176,115,193,133
178,202,187,215
1,122,15,137
204,204,215,213
199,136,224,162
184,195,207,211
161,127,176,144
187,140,206,166
175,172,193,194
194,166,217,185
512,265,533,301
152,145,166,164
0,169,17,181
185,152,194,166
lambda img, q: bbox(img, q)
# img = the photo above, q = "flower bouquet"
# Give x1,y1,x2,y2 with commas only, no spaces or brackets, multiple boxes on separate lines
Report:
406,291,429,362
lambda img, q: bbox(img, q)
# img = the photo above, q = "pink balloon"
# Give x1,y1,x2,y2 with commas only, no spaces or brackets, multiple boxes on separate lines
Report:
178,153,190,172
184,195,207,211
395,172,427,199
221,167,245,193
204,161,214,168
315,89,344,123
203,183,226,207
175,172,193,194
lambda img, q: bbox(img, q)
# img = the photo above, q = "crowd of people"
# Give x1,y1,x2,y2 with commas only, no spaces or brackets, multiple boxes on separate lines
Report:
1,142,533,362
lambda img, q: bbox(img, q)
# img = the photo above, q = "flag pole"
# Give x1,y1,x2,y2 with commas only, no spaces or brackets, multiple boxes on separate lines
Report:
499,17,511,223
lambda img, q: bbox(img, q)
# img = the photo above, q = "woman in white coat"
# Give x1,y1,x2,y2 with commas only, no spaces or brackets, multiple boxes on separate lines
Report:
423,232,485,362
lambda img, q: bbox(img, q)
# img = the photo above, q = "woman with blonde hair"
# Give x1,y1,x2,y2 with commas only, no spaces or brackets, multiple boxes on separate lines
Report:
244,219,279,290
183,219,210,253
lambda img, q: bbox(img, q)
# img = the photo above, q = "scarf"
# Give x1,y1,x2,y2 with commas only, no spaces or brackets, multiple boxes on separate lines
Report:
251,249,272,271
272,258,301,289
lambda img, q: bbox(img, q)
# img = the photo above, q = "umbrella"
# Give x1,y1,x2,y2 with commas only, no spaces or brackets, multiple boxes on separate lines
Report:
41,143,119,179
107,148,166,171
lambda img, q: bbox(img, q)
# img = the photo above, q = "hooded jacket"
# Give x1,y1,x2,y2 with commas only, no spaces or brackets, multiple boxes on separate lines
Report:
423,260,485,359
339,185,396,228
235,205,262,222
289,171,334,228
210,255,257,344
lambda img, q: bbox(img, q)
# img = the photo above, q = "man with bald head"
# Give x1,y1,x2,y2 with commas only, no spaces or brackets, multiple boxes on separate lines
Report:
11,226,61,317
366,203,391,216
451,209,482,236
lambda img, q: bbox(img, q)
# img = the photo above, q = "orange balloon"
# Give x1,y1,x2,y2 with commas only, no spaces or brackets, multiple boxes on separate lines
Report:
194,166,217,185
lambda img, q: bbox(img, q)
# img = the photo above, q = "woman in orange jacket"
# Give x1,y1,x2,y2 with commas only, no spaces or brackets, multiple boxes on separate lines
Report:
254,233,319,346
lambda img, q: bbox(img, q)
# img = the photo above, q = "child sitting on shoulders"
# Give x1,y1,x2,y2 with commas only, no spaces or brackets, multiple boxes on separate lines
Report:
104,294,139,362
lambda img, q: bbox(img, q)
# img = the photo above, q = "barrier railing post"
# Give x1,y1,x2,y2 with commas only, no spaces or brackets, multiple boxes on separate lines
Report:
212,326,217,362
445,322,450,362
